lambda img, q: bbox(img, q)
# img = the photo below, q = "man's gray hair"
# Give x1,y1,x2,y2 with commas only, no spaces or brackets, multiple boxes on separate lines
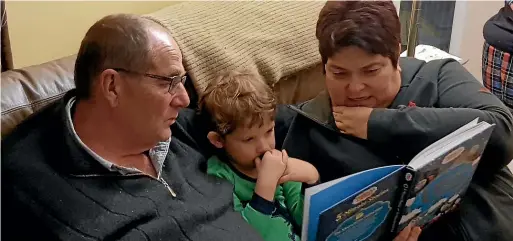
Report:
74,13,170,100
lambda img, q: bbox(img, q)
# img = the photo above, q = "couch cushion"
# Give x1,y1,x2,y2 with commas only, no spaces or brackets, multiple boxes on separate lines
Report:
2,1,330,138
274,64,325,104
1,55,76,138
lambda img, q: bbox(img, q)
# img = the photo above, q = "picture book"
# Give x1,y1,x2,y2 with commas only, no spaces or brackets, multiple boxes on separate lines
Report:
301,118,495,241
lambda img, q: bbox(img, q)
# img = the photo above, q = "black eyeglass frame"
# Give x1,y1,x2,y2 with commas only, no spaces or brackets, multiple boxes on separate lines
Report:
112,68,187,94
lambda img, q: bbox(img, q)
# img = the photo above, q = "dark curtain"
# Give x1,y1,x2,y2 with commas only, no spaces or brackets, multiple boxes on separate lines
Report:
1,0,13,72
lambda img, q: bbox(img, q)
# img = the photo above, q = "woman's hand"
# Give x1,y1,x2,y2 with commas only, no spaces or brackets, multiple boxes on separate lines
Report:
332,106,373,139
394,225,422,241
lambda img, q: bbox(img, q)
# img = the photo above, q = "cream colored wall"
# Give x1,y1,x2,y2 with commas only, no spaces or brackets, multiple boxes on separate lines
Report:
5,1,505,74
6,1,178,68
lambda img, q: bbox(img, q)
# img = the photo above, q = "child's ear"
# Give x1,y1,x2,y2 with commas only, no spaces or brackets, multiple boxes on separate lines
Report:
207,131,224,148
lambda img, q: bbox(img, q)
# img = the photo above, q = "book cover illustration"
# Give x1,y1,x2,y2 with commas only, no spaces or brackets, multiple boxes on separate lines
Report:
398,133,489,230
316,167,408,241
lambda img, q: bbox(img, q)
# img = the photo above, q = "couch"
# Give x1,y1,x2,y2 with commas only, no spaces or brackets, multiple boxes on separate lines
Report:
1,55,326,139
1,1,328,139
2,2,511,171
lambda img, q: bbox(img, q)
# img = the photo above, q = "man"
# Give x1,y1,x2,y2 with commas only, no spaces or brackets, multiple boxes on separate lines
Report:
1,14,263,241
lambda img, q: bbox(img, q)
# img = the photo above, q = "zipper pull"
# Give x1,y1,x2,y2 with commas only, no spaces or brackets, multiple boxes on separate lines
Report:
160,177,177,197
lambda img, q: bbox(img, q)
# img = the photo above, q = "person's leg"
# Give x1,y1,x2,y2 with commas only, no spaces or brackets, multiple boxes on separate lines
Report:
482,41,513,112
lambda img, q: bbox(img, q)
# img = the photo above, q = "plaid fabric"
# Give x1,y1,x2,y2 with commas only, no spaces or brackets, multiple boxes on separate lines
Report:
482,42,513,109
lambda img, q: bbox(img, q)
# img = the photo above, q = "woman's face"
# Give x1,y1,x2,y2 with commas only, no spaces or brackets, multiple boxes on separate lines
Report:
325,46,401,108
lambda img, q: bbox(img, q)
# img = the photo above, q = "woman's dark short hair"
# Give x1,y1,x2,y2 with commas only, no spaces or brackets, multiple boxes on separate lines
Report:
316,1,401,68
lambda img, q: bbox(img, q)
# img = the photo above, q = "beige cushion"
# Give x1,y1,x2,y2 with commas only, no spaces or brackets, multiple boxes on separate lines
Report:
145,1,325,98
274,64,325,104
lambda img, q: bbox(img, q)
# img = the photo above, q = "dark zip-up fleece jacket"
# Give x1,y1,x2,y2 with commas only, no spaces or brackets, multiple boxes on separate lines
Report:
274,58,513,241
1,91,264,241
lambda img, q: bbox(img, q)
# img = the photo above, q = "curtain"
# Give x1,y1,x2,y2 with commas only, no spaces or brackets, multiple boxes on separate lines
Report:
1,0,13,72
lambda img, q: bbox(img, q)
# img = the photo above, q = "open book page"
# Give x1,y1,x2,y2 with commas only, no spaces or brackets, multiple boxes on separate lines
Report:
302,165,405,241
397,120,495,231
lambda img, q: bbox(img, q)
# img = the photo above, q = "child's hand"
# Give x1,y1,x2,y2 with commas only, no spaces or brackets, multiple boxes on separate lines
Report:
255,149,288,182
278,154,319,185
254,149,288,201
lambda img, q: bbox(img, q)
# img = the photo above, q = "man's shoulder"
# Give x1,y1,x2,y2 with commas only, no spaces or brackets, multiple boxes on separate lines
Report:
2,100,63,162
2,99,65,203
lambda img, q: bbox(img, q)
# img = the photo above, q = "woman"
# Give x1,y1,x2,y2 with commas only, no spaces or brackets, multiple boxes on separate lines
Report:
482,0,513,111
275,1,513,241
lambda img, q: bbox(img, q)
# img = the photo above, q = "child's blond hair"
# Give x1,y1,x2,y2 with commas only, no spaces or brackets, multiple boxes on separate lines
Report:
199,69,277,135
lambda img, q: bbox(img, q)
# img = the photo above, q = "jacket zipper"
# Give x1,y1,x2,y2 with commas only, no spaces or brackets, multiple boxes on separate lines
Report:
71,173,177,198
157,176,177,197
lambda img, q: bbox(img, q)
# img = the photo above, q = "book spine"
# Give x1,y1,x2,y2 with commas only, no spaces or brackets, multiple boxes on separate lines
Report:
389,166,416,235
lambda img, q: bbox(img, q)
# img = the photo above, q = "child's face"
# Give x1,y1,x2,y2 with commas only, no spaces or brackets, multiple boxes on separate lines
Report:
218,119,276,169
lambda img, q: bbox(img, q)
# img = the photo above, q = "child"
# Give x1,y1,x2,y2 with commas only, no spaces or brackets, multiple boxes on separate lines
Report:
199,70,320,241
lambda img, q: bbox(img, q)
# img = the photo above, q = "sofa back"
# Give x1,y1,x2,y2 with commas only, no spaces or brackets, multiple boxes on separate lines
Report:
1,55,76,138
1,2,327,139
0,55,324,139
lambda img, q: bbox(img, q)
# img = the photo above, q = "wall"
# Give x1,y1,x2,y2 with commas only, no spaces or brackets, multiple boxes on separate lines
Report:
450,1,503,80
5,1,505,75
6,1,177,68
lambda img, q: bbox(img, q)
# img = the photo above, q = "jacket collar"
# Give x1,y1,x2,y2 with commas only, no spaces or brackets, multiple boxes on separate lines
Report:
54,90,118,176
295,90,336,128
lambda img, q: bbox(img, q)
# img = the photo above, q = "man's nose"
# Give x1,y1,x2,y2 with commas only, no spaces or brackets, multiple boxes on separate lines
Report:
171,83,190,108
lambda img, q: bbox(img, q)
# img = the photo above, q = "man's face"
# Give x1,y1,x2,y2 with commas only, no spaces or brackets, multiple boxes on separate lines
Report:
222,119,276,170
116,28,190,143
324,46,401,108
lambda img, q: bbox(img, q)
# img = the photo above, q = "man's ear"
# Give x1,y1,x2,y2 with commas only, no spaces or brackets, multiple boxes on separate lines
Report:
207,131,224,149
99,69,121,107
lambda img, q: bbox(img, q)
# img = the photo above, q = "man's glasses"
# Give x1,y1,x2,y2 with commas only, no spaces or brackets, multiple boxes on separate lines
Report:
113,68,187,94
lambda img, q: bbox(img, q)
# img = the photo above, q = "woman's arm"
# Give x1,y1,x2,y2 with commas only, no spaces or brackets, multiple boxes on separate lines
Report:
174,108,217,157
275,105,298,149
368,60,513,179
